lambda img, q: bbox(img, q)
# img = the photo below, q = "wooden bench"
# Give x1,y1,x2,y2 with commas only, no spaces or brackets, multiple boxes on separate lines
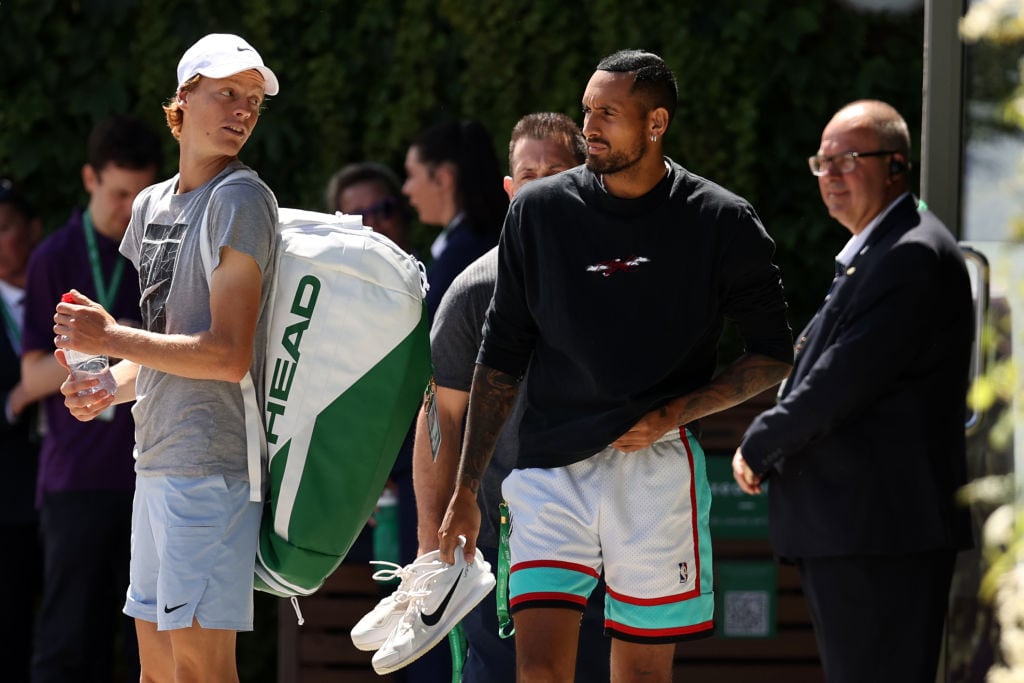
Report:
278,388,824,681
277,564,395,683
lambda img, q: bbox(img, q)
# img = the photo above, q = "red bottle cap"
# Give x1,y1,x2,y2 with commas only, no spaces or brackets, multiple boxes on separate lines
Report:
61,293,75,303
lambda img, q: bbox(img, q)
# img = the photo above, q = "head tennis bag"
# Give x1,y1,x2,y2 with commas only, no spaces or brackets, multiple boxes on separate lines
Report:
200,185,431,598
254,208,430,597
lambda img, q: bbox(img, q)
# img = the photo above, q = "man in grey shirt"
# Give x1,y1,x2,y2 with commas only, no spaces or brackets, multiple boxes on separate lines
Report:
415,113,610,682
55,33,279,682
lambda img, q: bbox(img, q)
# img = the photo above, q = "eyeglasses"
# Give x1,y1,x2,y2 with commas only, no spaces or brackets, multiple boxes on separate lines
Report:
349,196,399,222
807,150,898,176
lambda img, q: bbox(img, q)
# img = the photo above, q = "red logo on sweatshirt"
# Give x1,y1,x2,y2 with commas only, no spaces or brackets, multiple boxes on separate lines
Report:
586,256,650,277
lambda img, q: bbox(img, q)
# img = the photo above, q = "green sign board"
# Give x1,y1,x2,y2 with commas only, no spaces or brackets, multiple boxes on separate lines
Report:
705,454,770,539
715,560,777,639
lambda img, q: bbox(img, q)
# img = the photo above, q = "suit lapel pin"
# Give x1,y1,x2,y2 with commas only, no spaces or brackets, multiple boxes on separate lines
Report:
846,266,856,276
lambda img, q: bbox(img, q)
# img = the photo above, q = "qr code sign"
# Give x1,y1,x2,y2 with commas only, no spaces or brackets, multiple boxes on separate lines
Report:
723,590,770,637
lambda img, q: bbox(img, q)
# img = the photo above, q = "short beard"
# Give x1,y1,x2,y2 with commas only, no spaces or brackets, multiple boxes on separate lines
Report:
585,138,647,176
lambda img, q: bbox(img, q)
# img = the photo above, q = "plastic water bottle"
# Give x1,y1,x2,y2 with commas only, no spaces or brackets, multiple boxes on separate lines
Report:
373,488,401,582
60,293,116,397
64,348,117,397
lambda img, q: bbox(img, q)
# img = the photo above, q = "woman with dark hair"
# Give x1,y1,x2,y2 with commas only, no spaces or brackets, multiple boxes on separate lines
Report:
402,119,508,318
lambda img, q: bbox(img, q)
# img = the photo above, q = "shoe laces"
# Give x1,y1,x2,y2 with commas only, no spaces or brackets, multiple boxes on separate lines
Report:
368,560,412,586
395,565,454,627
369,554,445,606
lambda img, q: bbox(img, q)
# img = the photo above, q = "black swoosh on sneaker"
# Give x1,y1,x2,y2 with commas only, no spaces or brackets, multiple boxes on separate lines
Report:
164,602,188,614
420,569,464,627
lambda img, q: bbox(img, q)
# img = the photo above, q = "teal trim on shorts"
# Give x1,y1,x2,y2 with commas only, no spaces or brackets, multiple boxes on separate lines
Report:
509,562,599,609
687,429,715,600
605,589,715,635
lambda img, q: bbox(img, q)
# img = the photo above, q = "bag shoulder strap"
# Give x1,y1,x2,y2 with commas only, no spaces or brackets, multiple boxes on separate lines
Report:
198,167,270,503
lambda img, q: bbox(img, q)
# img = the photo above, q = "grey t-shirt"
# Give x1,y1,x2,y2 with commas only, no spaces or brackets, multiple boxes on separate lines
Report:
120,161,277,483
431,246,524,548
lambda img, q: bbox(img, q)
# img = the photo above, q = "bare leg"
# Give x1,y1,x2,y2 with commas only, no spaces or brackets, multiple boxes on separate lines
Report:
138,617,239,683
610,639,675,683
136,619,173,683
166,618,239,683
514,607,584,682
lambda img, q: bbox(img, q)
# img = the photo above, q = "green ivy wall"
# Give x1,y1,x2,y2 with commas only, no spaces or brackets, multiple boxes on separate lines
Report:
0,0,924,334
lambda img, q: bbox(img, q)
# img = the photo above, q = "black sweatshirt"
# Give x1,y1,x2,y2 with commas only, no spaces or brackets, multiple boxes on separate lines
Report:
479,159,793,469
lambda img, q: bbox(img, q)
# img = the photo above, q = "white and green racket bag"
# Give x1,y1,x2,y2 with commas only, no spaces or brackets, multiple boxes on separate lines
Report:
252,208,431,598
198,176,431,599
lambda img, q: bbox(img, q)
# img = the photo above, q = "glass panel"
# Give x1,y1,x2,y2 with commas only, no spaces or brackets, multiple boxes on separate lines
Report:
961,0,1024,241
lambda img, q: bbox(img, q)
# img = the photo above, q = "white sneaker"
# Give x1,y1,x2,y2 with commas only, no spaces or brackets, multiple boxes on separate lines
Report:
372,543,496,674
350,550,443,651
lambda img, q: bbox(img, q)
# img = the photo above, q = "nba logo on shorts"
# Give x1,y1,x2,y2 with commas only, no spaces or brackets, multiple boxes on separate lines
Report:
678,562,688,584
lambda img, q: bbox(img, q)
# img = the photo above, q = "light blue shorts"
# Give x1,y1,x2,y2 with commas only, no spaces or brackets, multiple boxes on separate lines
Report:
124,474,261,631
502,427,715,643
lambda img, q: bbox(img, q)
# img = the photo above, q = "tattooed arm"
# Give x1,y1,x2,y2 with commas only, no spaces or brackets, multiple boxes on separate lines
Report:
611,353,791,452
437,363,520,563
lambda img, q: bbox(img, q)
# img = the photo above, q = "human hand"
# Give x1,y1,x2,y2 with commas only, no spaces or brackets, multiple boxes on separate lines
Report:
732,448,763,495
437,486,482,565
611,405,677,453
6,382,31,420
53,289,118,356
55,349,115,422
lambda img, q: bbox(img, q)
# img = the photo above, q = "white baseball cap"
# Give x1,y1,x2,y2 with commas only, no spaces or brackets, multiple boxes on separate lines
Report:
176,33,280,96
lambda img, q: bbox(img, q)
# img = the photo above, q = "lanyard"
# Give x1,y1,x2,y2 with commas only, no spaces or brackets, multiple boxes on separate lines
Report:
0,295,19,354
497,501,515,639
82,211,125,311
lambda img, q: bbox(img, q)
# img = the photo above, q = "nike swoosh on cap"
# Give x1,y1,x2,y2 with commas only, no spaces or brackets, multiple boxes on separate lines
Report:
420,569,463,627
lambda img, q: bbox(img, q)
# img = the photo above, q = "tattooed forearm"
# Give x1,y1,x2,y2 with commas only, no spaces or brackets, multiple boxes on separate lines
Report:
674,353,791,426
456,364,520,494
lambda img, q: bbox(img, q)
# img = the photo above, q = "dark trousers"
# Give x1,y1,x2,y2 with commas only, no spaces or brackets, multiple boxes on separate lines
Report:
797,549,956,683
31,491,139,683
1,522,42,683
461,545,611,683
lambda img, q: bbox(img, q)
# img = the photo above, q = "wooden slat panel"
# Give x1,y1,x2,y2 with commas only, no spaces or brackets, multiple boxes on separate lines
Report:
299,631,377,666
777,594,813,624
320,564,381,594
699,388,777,452
675,628,820,660
277,601,299,683
295,596,380,628
279,387,826,681
673,661,824,683
297,666,396,683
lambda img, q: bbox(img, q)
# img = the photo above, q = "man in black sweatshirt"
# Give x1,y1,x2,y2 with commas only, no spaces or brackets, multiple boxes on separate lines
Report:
439,49,793,682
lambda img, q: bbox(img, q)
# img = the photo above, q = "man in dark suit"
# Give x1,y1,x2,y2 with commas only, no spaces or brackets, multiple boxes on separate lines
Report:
733,100,973,683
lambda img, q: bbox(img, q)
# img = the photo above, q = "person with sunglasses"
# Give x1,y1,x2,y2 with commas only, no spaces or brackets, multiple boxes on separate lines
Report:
325,161,411,252
733,100,973,683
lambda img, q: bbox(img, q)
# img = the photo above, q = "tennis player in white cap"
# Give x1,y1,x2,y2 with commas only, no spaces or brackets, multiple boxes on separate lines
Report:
55,33,280,681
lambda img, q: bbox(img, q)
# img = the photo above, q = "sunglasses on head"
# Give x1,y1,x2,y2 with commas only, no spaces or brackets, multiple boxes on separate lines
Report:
351,196,399,221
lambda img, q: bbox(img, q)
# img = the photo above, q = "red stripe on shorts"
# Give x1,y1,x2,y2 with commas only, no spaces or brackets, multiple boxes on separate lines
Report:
680,426,702,596
606,585,701,606
510,592,588,608
605,618,714,639
511,559,600,578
